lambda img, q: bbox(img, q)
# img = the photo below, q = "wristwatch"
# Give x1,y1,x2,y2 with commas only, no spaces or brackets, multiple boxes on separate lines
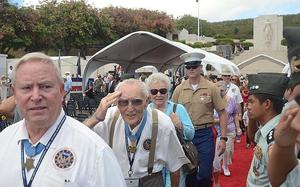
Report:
220,136,228,142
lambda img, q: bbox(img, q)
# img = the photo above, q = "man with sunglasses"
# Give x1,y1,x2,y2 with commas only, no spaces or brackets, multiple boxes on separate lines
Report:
268,27,300,187
84,79,189,187
172,52,228,187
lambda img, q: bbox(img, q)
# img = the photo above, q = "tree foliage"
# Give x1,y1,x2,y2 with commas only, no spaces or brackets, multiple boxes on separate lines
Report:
35,0,112,55
0,3,38,54
101,7,175,39
176,15,214,37
1,0,300,57
0,0,112,56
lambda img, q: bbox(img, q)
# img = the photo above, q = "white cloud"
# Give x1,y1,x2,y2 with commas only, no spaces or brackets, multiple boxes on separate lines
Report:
23,0,300,22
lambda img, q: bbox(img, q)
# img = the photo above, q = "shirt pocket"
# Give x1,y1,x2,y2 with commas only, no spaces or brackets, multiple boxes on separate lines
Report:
196,95,212,104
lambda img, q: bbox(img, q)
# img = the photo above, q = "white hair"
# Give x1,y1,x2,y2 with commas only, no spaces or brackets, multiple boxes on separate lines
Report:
115,78,149,98
11,52,63,85
145,72,171,92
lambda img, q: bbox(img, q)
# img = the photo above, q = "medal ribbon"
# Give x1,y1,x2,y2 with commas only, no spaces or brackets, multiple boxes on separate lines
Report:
21,115,66,187
124,110,147,176
22,140,45,157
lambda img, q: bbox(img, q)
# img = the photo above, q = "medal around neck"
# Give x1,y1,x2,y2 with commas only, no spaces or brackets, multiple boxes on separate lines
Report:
128,141,137,153
24,157,35,172
22,140,46,172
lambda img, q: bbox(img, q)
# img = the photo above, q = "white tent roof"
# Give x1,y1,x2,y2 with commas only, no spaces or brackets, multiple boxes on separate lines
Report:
7,56,89,77
83,31,239,85
194,48,239,75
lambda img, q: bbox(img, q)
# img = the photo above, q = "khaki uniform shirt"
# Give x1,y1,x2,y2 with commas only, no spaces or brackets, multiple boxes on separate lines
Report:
172,77,226,126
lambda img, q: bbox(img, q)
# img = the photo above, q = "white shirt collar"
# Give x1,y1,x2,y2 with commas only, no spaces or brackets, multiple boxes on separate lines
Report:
16,109,65,148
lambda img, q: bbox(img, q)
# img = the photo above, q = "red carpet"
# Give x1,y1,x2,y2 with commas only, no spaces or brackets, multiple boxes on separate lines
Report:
219,134,254,187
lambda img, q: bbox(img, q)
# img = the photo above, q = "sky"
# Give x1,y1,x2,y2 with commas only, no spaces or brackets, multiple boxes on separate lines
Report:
23,0,300,22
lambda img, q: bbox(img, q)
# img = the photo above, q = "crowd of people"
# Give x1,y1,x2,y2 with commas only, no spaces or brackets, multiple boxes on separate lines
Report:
0,27,299,187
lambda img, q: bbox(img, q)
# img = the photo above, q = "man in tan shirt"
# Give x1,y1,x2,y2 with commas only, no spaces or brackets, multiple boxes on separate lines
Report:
172,52,227,187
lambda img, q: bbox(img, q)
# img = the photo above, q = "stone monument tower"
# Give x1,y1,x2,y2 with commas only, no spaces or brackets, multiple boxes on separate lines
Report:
254,15,283,51
0,54,7,77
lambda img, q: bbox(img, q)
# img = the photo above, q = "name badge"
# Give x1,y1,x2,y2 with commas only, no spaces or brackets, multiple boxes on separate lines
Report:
125,178,139,187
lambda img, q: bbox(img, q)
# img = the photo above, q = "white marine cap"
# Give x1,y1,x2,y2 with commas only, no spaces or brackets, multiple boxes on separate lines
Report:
180,52,206,66
220,65,233,76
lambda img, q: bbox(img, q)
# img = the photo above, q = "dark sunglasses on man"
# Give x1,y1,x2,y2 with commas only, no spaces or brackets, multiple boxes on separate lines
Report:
150,88,168,95
117,99,144,107
185,65,199,70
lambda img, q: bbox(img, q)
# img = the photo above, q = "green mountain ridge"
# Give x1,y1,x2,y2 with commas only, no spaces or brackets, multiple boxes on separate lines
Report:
176,13,300,39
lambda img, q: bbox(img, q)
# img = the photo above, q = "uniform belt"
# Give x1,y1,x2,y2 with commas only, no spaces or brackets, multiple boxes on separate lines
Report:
194,123,213,130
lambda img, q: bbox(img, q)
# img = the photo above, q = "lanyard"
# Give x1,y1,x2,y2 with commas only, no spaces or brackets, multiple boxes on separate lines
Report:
21,115,66,187
124,110,147,177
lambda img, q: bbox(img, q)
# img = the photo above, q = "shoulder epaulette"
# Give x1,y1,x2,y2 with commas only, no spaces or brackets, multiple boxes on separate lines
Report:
266,129,275,145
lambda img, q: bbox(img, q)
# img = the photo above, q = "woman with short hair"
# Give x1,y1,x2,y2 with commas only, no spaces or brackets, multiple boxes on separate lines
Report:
146,72,195,187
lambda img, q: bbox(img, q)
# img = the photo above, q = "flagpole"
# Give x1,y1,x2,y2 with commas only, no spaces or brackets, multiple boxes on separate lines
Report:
197,0,200,41
58,49,61,72
77,51,81,77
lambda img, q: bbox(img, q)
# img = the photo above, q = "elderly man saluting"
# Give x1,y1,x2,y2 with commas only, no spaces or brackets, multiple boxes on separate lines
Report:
0,52,125,187
85,78,189,187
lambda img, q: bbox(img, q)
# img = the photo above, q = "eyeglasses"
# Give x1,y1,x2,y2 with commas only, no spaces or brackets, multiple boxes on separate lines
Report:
231,79,237,81
222,75,231,77
185,65,199,70
117,99,144,107
150,88,168,95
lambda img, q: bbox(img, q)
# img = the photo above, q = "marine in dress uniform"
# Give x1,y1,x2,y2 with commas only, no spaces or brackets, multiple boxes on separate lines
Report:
246,73,289,187
172,52,227,187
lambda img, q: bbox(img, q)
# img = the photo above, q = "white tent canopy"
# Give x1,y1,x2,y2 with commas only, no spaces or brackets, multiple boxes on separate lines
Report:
194,48,240,75
7,56,89,77
83,31,239,86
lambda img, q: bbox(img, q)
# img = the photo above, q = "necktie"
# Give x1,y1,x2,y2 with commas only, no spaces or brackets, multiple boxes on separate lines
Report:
22,139,45,157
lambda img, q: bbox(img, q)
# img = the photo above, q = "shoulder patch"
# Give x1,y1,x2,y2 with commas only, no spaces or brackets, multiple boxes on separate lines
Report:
266,129,275,144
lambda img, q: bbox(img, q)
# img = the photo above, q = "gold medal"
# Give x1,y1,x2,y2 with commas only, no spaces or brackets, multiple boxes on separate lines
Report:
128,142,137,153
254,146,263,161
24,157,35,172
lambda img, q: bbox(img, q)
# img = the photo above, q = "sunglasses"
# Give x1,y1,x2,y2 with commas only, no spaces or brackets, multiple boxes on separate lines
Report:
231,79,237,81
185,65,199,70
150,88,168,95
117,99,144,107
